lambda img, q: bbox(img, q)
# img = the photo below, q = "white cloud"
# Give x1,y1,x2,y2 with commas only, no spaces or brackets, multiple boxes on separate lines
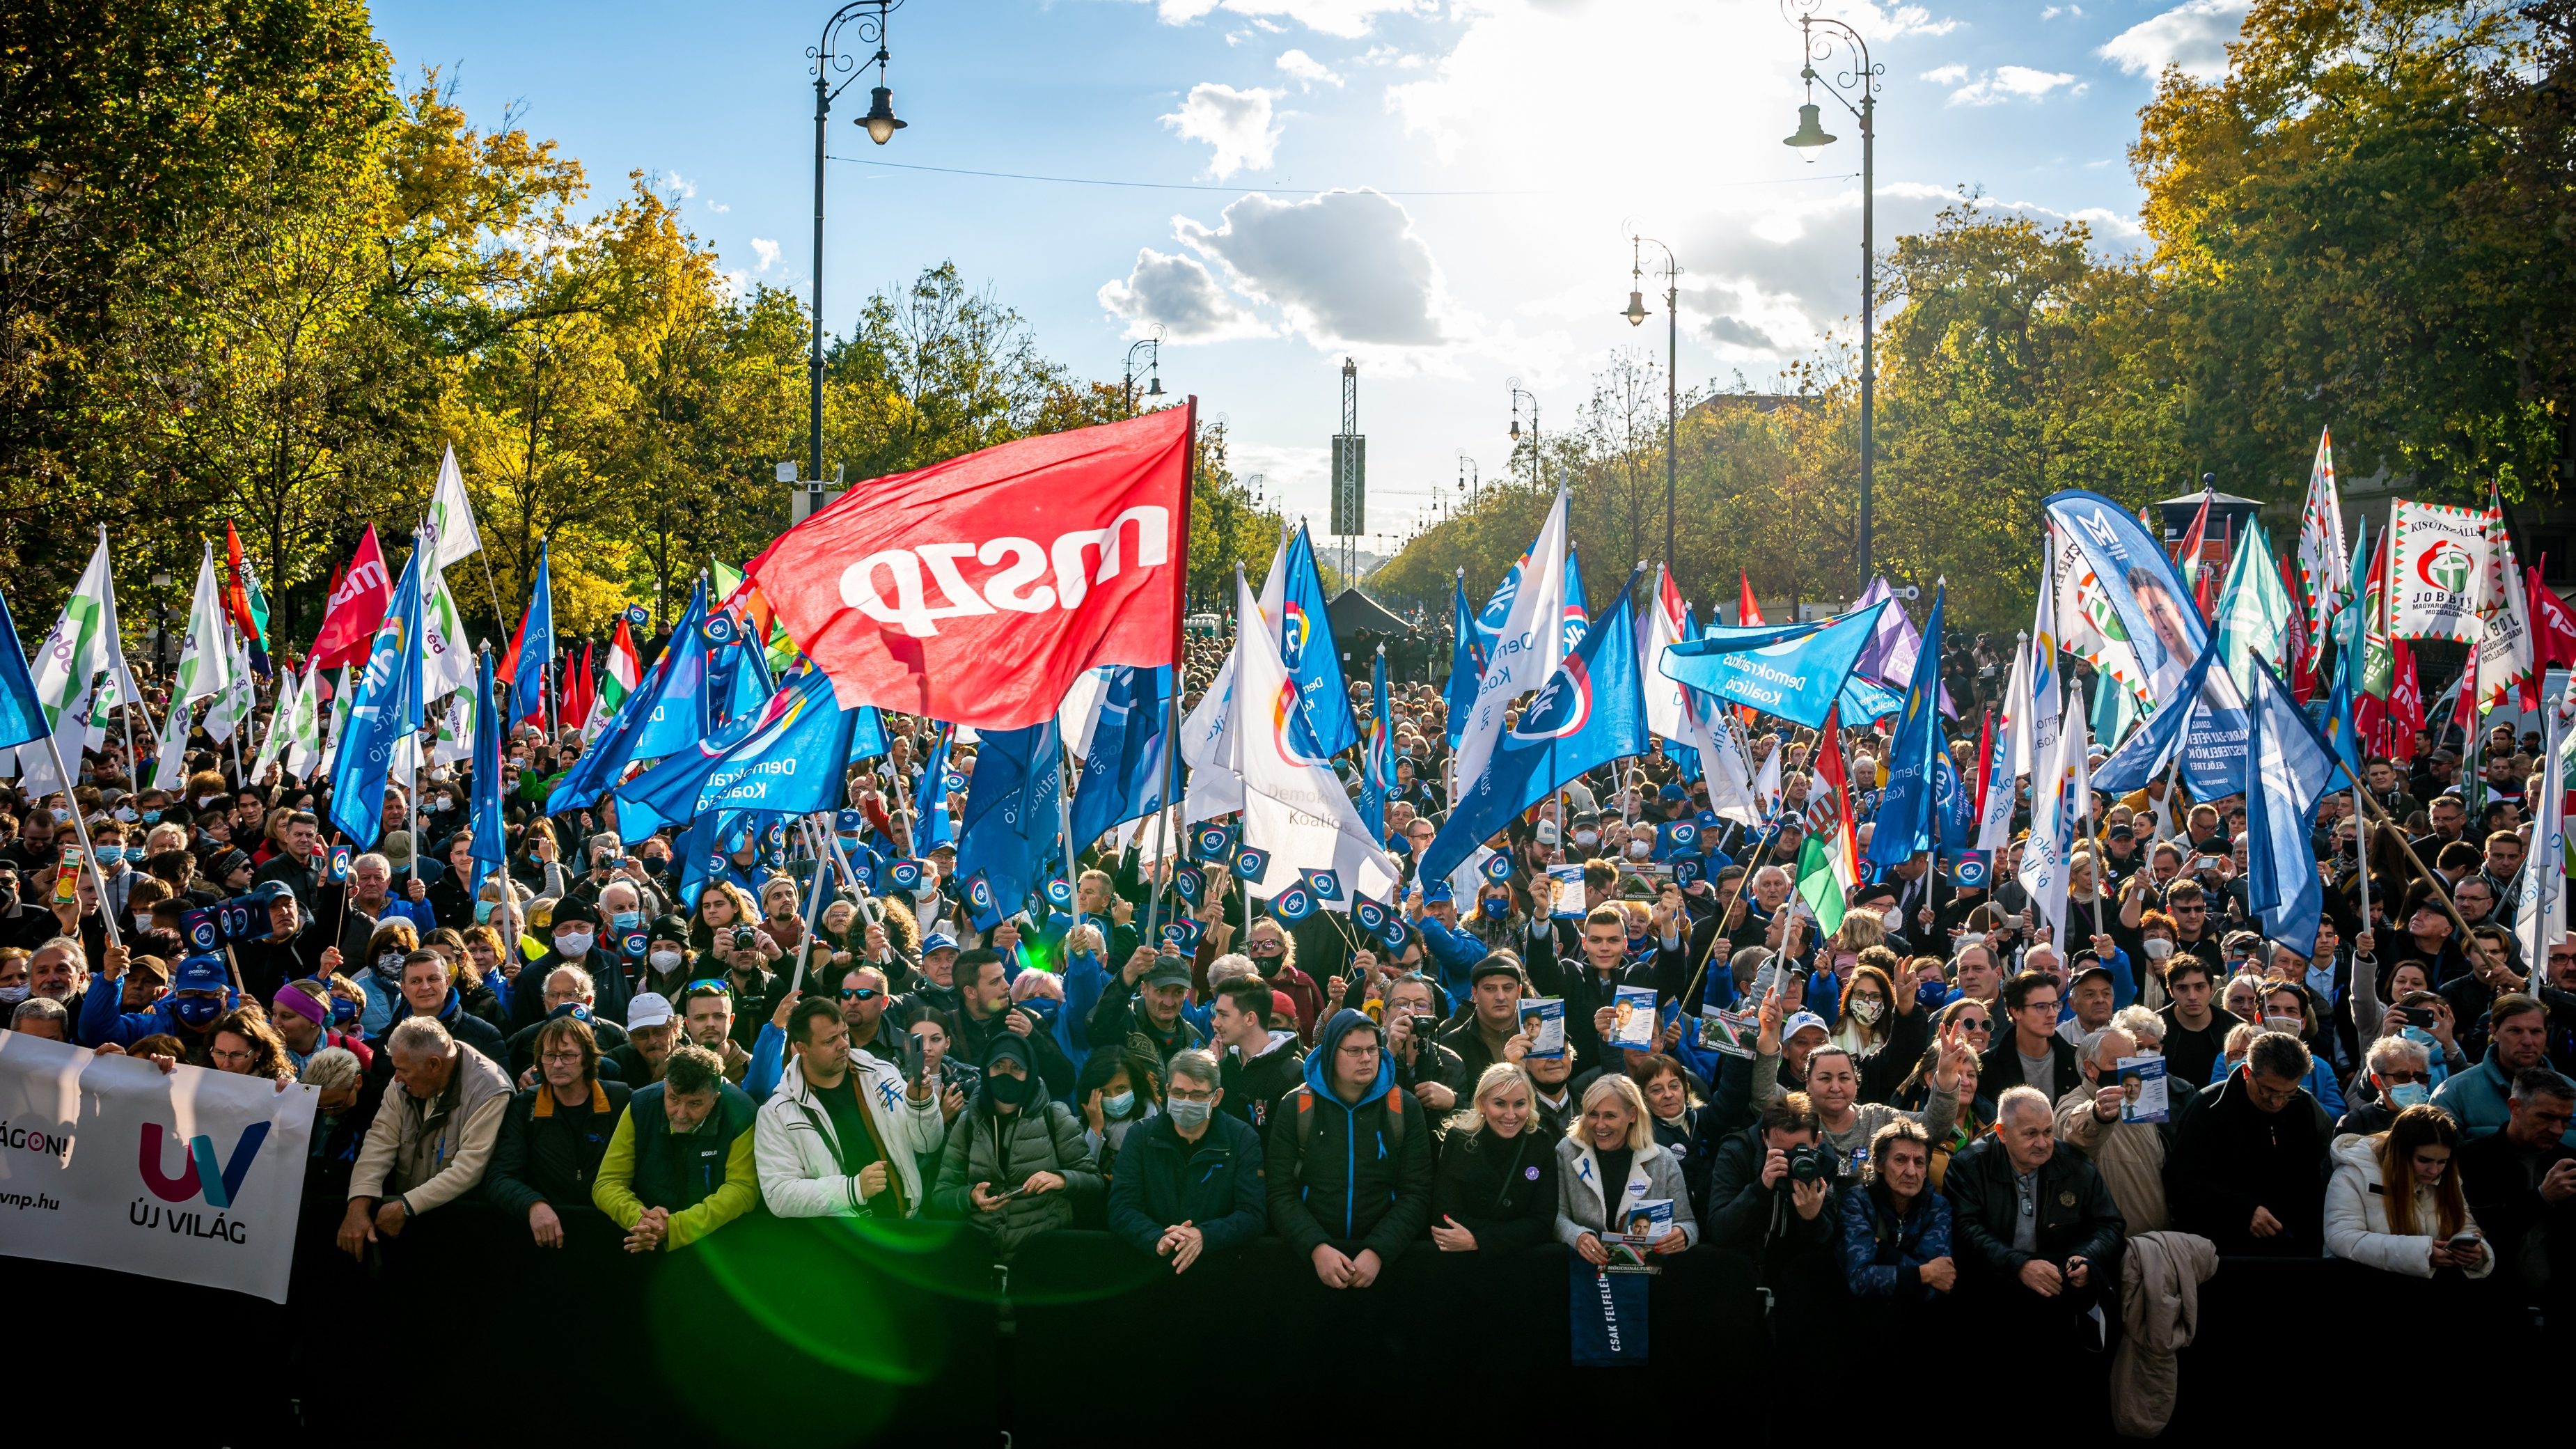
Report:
1837,1,1961,38
1945,65,2083,105
1920,63,1968,83
1161,83,1285,179
705,200,730,214
659,171,697,201
2039,3,2084,18
1150,0,1427,39
1097,247,1272,341
2100,0,2247,80
1175,188,1454,349
721,269,749,300
749,237,781,274
1276,48,1344,87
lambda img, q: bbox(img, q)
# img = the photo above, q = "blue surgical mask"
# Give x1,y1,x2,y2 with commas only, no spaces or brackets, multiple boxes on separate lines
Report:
2401,1025,2438,1053
93,845,123,865
2387,1081,2430,1109
475,902,496,924
141,810,162,825
1102,1090,1136,1119
611,910,643,931
1165,1097,1214,1130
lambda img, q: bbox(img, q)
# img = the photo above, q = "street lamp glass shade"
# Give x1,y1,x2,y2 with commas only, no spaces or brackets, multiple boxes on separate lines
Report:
1508,418,1521,440
1146,375,1165,398
1784,102,1836,148
1624,290,1649,327
860,86,906,145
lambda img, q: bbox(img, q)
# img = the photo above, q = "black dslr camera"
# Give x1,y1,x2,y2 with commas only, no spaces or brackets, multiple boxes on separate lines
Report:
1784,1143,1830,1186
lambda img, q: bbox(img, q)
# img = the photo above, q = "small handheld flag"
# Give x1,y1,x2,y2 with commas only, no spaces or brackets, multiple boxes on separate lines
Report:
1300,867,1343,904
1271,883,1315,923
1232,846,1270,882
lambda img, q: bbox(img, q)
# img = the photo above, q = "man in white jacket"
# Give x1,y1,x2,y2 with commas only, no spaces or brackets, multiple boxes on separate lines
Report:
755,996,946,1219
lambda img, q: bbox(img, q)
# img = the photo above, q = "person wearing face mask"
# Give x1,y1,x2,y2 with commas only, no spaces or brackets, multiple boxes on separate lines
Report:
634,917,698,1002
1233,918,1324,1042
513,900,623,1035
85,821,138,918
929,1030,1100,1254
2338,1033,2435,1136
271,977,374,1074
2054,1022,2169,1235
351,920,423,1037
1108,1049,1269,1271
79,947,227,1060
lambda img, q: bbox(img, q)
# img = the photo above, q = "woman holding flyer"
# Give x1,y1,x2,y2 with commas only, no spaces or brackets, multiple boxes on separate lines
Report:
1429,1063,1560,1252
1556,1074,1697,1265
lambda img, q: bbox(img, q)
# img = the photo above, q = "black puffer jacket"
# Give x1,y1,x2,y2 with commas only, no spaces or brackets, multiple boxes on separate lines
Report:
485,1079,634,1219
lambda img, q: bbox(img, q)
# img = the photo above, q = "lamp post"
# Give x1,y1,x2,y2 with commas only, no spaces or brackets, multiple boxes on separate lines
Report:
1781,0,1881,593
1122,327,1165,416
807,0,906,490
1457,452,1478,509
1622,233,1680,568
1507,379,1542,487
149,567,173,670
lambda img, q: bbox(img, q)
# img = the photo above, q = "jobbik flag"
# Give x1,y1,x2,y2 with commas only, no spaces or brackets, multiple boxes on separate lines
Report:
751,407,1192,730
0,1034,317,1301
2387,499,2490,643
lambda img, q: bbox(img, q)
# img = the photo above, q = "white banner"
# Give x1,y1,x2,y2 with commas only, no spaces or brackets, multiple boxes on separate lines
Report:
2389,499,2490,643
0,1033,317,1301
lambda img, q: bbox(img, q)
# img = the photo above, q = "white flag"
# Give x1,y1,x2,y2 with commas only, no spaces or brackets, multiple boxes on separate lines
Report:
1639,565,1691,742
1452,492,1569,796
20,531,118,793
2388,499,2490,643
1752,735,1782,820
284,653,325,778
2519,670,2575,962
2295,426,2348,668
2029,536,2064,767
421,575,477,703
425,444,485,574
1223,567,1401,906
249,664,300,778
2474,490,2534,713
1979,638,2029,851
1179,534,1287,825
2020,683,2080,939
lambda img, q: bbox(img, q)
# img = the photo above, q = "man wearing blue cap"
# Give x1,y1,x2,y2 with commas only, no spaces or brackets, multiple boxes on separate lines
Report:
1406,878,1483,992
79,946,230,1062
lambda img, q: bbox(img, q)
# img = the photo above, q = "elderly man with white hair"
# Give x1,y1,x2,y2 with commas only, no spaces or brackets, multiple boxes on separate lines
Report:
338,1015,512,1261
1944,1084,2127,1330
2054,1022,2169,1235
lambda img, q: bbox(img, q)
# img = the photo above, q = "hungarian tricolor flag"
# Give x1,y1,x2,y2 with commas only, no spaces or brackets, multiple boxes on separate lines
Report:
1795,704,1859,933
750,406,1193,728
600,616,642,715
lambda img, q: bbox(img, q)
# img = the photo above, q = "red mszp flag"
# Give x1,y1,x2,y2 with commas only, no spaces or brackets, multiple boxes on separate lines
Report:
752,408,1193,728
310,525,392,670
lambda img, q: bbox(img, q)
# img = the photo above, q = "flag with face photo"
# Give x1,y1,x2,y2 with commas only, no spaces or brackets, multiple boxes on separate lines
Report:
2045,491,2209,707
2295,427,2348,667
2048,521,2150,716
2388,499,2491,643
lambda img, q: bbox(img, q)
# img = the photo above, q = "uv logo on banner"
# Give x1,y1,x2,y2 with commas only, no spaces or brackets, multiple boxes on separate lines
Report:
139,1122,271,1209
1504,659,1593,749
835,507,1172,636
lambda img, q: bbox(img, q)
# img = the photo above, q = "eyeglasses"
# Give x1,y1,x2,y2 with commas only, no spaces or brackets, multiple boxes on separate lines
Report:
2375,1070,2427,1084
540,1051,586,1065
839,987,882,1001
682,978,728,995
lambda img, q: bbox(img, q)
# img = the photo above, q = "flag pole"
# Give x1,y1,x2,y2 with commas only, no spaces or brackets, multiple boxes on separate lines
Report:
1056,742,1085,959
791,814,833,996
40,723,118,951
1142,398,1198,950
1673,814,1784,1018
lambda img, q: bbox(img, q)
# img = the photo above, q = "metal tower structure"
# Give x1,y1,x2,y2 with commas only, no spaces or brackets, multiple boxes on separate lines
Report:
1329,357,1365,582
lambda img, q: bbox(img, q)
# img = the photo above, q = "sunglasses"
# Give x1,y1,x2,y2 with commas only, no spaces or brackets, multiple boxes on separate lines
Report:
682,978,729,995
839,987,883,1001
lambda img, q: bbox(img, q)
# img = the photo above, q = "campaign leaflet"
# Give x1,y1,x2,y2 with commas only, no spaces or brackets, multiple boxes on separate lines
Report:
1547,864,1586,918
1611,1198,1676,1268
1695,1008,1761,1059
1608,985,1658,1051
2119,1055,2169,1124
1519,997,1566,1058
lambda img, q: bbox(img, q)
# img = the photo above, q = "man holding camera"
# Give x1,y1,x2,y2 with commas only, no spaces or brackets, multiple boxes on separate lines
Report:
1705,1092,1846,1338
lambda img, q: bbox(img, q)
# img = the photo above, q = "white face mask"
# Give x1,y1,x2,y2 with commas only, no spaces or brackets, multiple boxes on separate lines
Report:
1882,909,1904,932
648,948,682,971
554,930,594,957
1574,830,1599,849
2144,939,2175,960
1625,840,1651,860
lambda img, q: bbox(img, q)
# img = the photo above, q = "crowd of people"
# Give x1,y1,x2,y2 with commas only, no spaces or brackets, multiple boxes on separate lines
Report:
6,629,2572,1428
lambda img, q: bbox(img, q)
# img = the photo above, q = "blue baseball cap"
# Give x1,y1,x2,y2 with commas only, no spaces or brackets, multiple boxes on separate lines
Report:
172,953,230,994
1422,879,1455,904
920,932,960,958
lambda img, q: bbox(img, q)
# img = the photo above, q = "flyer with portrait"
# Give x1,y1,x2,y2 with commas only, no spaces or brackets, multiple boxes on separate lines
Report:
1610,1197,1675,1267
1548,864,1586,919
2118,1055,2169,1124
1608,985,1658,1051
1520,997,1566,1058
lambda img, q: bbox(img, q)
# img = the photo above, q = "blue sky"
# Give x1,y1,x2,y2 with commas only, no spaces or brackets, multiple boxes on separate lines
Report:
373,0,2245,544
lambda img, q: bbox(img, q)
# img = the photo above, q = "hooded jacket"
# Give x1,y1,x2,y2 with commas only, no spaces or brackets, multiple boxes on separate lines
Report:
927,1074,1101,1253
1264,1009,1434,1262
2323,1132,2495,1278
755,1051,948,1219
1218,1029,1306,1131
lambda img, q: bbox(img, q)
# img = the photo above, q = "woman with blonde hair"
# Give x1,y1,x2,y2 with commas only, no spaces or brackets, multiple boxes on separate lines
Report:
2325,1104,2492,1278
1555,1072,1698,1264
